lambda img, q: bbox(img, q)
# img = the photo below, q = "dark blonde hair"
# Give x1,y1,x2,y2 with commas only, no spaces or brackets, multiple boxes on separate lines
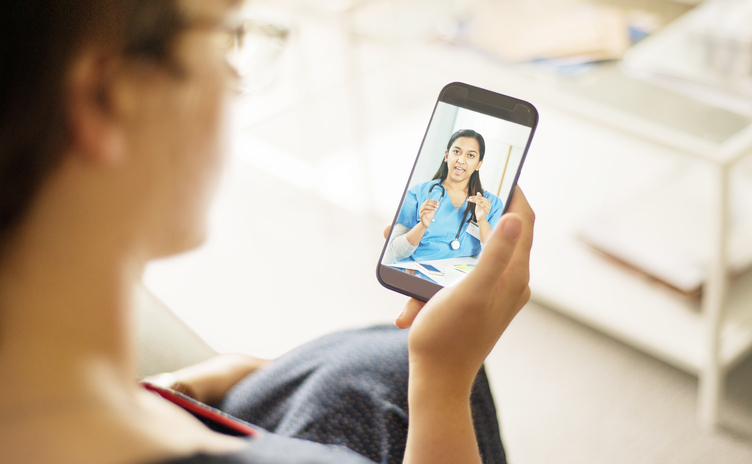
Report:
0,0,186,244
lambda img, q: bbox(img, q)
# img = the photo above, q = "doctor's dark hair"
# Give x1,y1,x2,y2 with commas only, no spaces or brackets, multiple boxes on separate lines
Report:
432,129,486,223
0,0,186,247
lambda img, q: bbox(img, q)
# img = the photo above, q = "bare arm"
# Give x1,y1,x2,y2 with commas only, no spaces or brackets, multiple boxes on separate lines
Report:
396,186,534,464
404,368,481,463
405,221,428,247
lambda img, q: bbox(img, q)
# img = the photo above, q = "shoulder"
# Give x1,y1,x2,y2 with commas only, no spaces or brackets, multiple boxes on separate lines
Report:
409,179,440,195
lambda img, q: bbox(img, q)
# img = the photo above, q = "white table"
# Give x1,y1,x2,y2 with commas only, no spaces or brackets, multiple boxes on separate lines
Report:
387,255,478,287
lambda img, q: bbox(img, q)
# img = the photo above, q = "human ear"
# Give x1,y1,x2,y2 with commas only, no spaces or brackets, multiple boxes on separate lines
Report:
67,50,126,166
444,151,449,162
476,160,483,171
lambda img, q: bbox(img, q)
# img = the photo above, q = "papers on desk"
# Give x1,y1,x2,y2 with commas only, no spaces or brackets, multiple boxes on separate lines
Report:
577,166,752,296
388,256,477,287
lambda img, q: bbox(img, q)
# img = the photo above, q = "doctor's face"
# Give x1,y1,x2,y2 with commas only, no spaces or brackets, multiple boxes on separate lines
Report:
445,137,483,184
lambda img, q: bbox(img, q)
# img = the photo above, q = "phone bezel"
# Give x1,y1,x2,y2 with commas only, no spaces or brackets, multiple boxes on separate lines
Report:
376,82,538,302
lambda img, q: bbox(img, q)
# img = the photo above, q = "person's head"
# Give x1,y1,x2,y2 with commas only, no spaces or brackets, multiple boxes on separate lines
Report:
432,129,486,221
0,0,240,262
440,129,485,184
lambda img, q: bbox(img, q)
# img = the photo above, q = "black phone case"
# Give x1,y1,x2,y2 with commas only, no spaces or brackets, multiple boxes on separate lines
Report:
376,82,538,302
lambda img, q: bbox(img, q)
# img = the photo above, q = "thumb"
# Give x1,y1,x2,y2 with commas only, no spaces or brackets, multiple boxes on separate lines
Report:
395,298,425,328
467,214,522,290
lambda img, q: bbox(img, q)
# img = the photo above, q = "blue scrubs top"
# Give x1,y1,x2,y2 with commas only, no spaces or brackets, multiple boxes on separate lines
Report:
396,179,504,262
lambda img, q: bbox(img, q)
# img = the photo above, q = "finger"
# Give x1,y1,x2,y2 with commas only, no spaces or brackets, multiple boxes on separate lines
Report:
502,187,535,282
395,298,426,328
466,213,522,291
383,224,392,240
508,186,535,224
477,187,533,294
505,187,535,261
171,378,199,400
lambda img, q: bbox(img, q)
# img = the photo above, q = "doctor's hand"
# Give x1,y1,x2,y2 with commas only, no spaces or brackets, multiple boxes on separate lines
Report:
418,199,439,228
396,186,534,388
468,193,491,223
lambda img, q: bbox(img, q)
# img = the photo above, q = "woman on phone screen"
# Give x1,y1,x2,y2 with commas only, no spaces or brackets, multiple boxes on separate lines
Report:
0,1,535,463
389,129,504,265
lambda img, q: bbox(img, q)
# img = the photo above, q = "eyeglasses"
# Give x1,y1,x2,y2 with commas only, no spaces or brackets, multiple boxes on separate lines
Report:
211,16,290,93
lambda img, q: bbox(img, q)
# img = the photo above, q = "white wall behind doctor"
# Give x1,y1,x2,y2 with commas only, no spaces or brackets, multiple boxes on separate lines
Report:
407,102,458,188
407,102,532,202
453,107,532,203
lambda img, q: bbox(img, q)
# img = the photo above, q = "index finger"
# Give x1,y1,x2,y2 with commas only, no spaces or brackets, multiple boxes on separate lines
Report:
395,298,426,328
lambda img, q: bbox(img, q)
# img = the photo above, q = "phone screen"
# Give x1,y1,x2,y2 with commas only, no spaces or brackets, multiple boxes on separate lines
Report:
377,82,537,301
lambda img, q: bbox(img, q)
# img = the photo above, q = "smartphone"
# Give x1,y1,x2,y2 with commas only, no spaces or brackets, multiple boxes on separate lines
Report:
377,82,537,301
415,262,444,276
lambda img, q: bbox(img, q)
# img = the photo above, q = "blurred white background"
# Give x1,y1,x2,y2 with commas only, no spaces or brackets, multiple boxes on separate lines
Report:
144,0,752,462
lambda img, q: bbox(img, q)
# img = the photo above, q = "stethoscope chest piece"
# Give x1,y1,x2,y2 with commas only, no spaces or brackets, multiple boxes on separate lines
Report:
430,181,472,252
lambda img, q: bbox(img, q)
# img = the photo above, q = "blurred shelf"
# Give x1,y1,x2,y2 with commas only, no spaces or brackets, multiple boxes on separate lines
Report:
531,236,752,376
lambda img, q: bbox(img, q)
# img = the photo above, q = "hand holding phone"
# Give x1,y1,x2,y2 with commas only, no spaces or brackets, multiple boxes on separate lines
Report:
397,187,534,376
397,188,535,462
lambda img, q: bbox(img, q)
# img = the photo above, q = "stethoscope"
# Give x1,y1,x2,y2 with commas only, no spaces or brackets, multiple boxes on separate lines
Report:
428,182,472,250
